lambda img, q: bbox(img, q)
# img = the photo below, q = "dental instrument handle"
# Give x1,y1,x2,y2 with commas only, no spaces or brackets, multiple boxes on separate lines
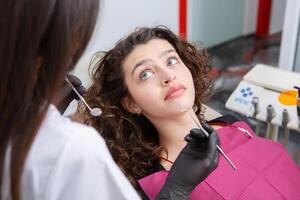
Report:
266,104,277,140
187,112,237,171
65,77,92,112
248,96,259,118
216,146,237,170
197,123,237,170
282,109,290,147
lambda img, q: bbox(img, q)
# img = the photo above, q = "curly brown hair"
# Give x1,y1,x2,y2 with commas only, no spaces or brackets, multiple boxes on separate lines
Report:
76,26,213,189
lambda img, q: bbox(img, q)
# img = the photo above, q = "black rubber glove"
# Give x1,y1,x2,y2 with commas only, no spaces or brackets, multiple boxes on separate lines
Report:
54,74,86,114
156,123,220,200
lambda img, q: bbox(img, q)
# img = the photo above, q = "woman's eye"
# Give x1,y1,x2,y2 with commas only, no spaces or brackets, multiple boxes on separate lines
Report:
167,57,178,66
139,70,154,80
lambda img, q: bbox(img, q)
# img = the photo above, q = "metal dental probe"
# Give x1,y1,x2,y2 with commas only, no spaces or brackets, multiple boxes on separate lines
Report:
187,111,237,171
65,77,102,117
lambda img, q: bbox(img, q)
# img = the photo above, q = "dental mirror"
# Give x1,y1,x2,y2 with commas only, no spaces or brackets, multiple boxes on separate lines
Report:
65,77,102,117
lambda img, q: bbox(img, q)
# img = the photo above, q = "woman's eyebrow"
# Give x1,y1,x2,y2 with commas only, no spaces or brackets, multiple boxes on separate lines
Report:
131,49,175,76
131,58,152,76
159,49,175,58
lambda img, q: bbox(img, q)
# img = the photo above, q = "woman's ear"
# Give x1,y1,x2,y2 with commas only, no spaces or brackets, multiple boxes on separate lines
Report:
121,96,142,114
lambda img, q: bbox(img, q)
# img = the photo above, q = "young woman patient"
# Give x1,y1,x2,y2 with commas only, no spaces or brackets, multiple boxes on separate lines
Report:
76,26,300,199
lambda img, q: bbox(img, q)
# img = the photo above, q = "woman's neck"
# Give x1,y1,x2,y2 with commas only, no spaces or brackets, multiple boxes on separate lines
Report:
149,108,223,170
149,109,200,169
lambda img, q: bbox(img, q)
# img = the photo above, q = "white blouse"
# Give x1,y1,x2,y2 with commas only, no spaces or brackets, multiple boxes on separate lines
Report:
2,105,140,200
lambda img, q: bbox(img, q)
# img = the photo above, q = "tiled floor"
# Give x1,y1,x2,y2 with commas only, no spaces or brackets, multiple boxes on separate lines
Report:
207,33,300,165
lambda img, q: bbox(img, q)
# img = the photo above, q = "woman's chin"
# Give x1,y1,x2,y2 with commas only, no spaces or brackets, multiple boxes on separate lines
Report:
168,102,193,114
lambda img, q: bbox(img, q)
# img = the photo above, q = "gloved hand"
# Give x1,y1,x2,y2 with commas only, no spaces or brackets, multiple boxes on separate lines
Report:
156,123,220,200
53,74,86,114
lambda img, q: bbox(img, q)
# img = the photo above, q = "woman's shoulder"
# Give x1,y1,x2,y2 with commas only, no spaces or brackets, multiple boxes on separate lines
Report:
203,105,240,124
203,105,222,120
208,115,240,124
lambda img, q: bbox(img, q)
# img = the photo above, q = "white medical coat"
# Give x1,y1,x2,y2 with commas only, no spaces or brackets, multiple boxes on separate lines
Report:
2,105,140,200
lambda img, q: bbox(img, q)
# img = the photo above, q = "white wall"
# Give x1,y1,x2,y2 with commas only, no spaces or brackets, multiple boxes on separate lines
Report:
279,0,300,71
269,0,286,34
88,0,178,54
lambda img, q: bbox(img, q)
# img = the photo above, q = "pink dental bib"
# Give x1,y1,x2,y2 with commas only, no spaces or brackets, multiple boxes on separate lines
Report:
138,121,300,200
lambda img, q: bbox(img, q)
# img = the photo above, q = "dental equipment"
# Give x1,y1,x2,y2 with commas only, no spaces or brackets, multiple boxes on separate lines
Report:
266,104,277,140
247,96,259,118
282,109,290,147
187,111,237,171
294,86,300,129
249,96,262,135
65,77,102,117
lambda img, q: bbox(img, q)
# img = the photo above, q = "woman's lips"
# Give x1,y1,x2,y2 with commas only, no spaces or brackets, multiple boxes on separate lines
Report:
164,85,186,100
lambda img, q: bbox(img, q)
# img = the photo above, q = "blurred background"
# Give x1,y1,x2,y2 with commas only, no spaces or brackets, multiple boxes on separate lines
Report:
67,0,300,165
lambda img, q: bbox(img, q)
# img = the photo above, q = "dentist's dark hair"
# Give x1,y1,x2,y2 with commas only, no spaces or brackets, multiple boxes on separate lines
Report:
0,0,99,199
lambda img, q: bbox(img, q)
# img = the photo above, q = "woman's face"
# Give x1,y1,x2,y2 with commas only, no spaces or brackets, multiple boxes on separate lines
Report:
122,39,195,119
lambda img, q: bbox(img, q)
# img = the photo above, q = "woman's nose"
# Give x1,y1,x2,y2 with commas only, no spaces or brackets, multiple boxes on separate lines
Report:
160,68,176,86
